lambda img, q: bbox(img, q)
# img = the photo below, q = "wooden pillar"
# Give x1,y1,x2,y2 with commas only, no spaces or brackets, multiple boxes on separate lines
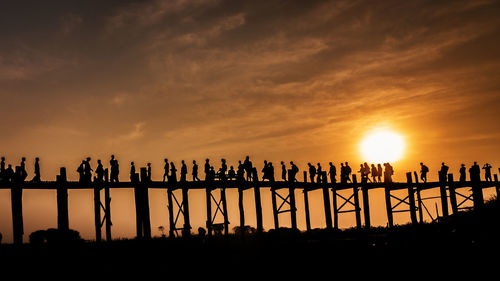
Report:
352,175,361,229
303,171,311,232
238,186,245,234
271,186,279,230
289,185,297,231
361,180,371,229
438,172,449,217
413,171,423,223
167,188,175,237
253,174,263,234
104,169,112,241
11,167,24,245
206,185,213,236
448,173,458,214
322,181,333,230
332,179,339,230
140,168,151,239
221,187,229,236
57,167,69,231
182,185,191,237
406,172,418,225
134,171,144,238
384,180,394,228
94,181,102,242
471,178,484,210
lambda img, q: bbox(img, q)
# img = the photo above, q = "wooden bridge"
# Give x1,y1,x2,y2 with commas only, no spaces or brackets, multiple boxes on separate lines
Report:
2,167,499,245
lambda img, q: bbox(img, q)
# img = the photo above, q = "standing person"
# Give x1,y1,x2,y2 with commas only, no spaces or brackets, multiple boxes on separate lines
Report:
308,163,316,183
77,160,85,183
289,161,298,182
237,160,245,181
20,157,27,181
4,164,14,182
32,157,41,182
328,162,336,183
110,155,119,183
220,159,228,181
130,162,136,182
384,163,394,183
281,161,287,181
244,156,253,181
340,163,346,183
204,159,211,181
1,157,5,175
459,164,466,182
377,164,383,183
170,162,177,183
371,164,377,183
317,163,323,183
180,160,187,182
419,162,429,183
438,162,449,182
345,162,352,182
267,162,275,182
84,157,93,183
228,166,236,180
469,162,481,182
363,162,371,183
95,160,104,182
163,158,169,182
262,160,269,181
482,163,492,182
192,160,199,181
147,162,152,181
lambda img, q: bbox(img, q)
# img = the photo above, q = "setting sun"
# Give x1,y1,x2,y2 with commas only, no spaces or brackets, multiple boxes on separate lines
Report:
360,130,405,163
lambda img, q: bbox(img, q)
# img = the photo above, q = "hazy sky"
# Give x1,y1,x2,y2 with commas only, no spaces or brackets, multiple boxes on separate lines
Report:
1,0,499,243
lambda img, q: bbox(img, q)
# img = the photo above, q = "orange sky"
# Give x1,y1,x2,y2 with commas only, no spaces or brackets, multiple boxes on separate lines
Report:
1,0,499,243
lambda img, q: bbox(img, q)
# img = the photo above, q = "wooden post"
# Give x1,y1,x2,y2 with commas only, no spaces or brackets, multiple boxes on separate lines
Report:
134,171,143,238
271,186,279,230
303,171,311,232
322,180,333,230
206,185,213,236
57,167,69,231
406,172,418,225
94,180,102,242
448,174,458,214
289,185,297,232
11,167,24,245
413,171,423,223
253,172,263,234
471,178,484,210
140,168,151,239
167,188,175,237
221,187,229,236
182,185,191,237
438,172,449,217
104,169,112,241
238,185,245,234
332,176,339,230
384,180,394,228
352,175,361,229
361,179,371,229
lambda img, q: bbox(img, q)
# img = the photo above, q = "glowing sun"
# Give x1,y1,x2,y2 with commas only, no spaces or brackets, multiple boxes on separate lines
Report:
360,130,405,163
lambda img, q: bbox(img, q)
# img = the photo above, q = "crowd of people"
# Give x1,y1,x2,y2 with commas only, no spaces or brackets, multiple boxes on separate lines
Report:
0,156,496,185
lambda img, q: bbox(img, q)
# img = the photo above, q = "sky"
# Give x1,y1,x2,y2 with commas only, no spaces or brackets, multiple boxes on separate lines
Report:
0,0,499,243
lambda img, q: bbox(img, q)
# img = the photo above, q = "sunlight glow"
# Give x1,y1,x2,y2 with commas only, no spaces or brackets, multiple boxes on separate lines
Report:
360,130,405,163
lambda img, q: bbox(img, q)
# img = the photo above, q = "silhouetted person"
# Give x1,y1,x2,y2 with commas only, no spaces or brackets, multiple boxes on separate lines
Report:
192,160,199,181
244,156,253,181
317,163,323,183
268,162,275,182
228,166,236,180
345,162,352,182
262,160,269,181
32,157,41,182
438,162,449,182
170,162,177,183
163,158,169,182
364,162,371,183
77,160,85,183
377,164,383,183
281,161,287,181
340,163,346,183
84,157,93,183
204,159,210,180
483,163,492,182
328,162,336,183
289,161,298,182
358,164,369,183
459,164,466,182
419,162,429,183
20,157,27,181
0,157,5,175
130,162,136,182
4,164,13,182
371,164,377,183
220,158,227,181
383,163,393,183
180,160,187,182
207,166,216,182
469,162,481,182
147,162,152,181
110,155,119,183
95,160,104,182
308,163,316,183
237,160,245,181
